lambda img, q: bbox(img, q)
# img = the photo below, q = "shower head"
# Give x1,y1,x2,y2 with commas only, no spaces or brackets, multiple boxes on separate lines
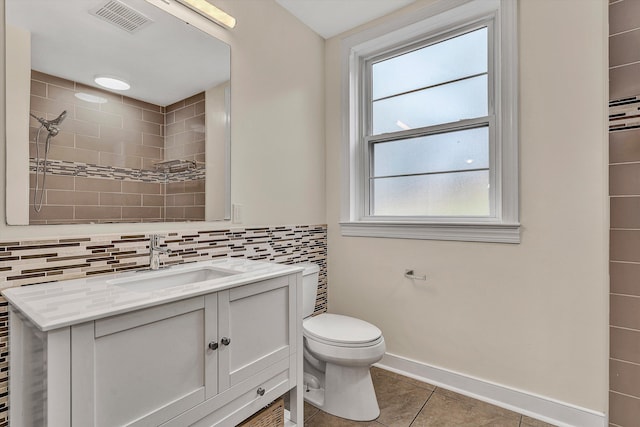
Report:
30,110,67,136
50,110,67,126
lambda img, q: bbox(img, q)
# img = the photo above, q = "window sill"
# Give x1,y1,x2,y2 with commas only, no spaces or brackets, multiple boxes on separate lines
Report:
339,221,521,243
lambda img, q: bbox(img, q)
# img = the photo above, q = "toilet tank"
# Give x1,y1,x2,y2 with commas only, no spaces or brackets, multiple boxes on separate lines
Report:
298,263,320,318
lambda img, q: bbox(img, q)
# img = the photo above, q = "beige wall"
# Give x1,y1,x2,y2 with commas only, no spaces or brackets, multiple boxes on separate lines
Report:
205,81,229,221
217,0,325,227
325,0,608,413
5,24,30,225
0,0,325,238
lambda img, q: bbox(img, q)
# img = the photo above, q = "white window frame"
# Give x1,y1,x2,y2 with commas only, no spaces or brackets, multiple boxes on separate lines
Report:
340,0,519,243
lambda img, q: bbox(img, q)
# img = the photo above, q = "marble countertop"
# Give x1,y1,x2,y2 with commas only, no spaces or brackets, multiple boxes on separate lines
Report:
2,259,303,331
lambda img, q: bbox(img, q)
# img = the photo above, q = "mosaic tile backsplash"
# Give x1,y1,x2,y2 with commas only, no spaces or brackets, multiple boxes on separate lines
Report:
609,96,640,131
29,158,205,184
0,224,328,425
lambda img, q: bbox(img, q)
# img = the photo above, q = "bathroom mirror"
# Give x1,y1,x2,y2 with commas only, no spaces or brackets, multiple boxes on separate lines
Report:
5,0,231,225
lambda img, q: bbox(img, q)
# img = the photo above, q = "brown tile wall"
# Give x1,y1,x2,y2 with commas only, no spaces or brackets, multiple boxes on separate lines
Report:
30,71,164,171
165,92,206,165
0,224,328,425
28,72,206,223
165,179,206,222
29,174,165,224
609,2,640,426
161,91,207,223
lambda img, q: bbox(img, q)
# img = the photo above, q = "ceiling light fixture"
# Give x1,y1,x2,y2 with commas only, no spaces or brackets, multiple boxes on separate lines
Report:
94,75,130,91
75,92,108,104
176,0,236,29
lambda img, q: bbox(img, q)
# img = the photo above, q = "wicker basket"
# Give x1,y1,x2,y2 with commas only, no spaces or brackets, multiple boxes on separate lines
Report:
238,397,284,427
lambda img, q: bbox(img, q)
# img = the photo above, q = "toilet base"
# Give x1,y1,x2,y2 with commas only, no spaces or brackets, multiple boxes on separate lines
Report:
304,386,324,407
304,363,380,421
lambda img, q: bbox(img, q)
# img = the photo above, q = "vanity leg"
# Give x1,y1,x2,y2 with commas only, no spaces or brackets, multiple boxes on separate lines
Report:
289,274,304,426
9,307,71,426
8,307,24,427
289,384,304,426
47,327,71,425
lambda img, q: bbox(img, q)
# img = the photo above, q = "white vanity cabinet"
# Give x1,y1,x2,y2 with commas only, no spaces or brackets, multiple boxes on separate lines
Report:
5,261,304,427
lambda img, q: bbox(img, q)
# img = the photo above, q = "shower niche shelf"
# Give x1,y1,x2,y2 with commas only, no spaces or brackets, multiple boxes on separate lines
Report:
154,159,202,173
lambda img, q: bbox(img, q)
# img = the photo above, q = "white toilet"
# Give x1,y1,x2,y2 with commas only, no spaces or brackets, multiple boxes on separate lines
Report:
300,263,386,421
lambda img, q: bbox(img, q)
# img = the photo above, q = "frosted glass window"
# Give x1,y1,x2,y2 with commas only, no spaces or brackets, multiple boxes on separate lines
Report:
343,0,520,241
372,75,488,134
372,127,488,177
372,27,487,100
358,18,504,221
372,171,490,216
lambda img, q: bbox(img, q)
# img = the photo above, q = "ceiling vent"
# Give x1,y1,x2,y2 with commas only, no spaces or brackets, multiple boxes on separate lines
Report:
90,0,153,34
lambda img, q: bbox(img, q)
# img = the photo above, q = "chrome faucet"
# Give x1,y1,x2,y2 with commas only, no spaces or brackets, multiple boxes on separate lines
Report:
149,234,172,270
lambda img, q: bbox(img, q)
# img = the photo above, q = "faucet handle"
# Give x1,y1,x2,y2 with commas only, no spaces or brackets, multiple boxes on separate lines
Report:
149,234,168,246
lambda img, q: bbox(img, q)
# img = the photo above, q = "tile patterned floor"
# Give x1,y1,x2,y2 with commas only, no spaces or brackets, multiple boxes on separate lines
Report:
303,367,556,427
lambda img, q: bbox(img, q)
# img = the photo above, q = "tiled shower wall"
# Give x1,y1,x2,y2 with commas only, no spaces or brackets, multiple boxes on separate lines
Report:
165,94,207,221
0,224,328,425
165,179,206,222
165,93,206,165
609,1,640,425
29,71,165,170
28,71,206,224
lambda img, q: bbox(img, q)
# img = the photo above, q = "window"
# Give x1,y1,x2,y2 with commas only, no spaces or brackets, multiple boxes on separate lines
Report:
369,26,491,217
341,0,519,243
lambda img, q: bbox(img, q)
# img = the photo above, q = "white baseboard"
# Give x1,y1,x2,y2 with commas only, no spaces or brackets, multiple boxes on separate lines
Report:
376,353,607,427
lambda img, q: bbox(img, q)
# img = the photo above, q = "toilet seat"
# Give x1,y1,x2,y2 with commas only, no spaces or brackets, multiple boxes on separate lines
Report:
303,313,382,348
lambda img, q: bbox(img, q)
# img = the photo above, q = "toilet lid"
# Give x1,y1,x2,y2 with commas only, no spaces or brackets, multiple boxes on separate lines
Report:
303,313,382,345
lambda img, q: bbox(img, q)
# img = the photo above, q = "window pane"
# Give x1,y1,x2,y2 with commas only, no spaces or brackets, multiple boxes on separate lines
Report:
372,127,488,177
372,27,487,100
372,170,490,216
372,75,487,135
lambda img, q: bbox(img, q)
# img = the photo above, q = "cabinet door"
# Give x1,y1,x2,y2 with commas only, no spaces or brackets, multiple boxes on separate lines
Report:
218,275,296,391
71,296,218,427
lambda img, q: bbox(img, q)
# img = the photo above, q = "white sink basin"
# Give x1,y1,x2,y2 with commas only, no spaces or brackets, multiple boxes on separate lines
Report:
107,266,237,292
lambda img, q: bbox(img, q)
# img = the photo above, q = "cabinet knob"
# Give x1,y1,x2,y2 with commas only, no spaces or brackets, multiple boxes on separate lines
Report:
257,387,265,396
221,337,231,346
208,341,218,350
